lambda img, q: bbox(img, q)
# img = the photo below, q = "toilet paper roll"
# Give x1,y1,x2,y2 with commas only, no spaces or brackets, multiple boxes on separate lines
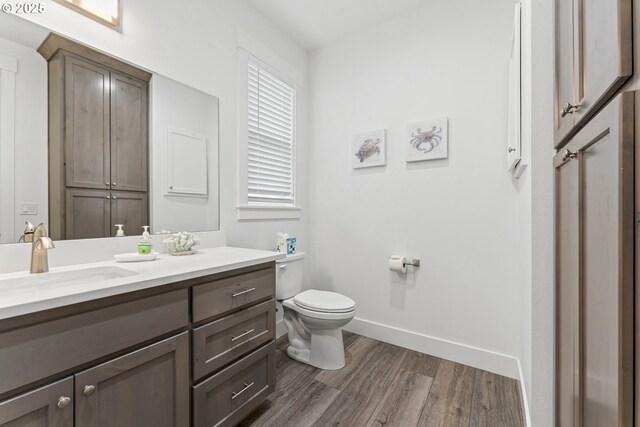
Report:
389,256,407,273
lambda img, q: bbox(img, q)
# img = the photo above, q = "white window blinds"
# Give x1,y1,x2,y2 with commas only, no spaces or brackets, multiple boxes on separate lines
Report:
248,60,296,206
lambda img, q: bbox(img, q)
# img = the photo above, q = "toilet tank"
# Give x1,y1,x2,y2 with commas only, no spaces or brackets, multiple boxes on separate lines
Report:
275,252,305,300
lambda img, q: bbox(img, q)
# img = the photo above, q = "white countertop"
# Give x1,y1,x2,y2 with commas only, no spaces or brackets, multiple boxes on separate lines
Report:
0,246,285,321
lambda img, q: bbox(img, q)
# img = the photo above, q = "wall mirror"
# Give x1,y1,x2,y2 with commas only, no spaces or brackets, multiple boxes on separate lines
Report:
0,13,220,244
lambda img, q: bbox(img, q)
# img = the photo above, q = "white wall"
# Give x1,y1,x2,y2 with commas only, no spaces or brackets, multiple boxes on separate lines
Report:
150,74,220,234
308,0,523,375
0,36,47,241
15,0,309,252
516,0,555,424
526,0,555,424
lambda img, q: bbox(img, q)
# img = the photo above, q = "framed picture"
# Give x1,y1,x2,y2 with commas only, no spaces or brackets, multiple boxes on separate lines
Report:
352,129,386,169
406,117,448,162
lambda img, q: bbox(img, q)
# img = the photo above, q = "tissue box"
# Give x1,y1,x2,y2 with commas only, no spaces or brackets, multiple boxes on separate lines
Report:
276,232,289,253
286,237,297,254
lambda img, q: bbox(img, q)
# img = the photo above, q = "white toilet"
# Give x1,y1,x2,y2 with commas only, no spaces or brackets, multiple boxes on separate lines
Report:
276,252,356,370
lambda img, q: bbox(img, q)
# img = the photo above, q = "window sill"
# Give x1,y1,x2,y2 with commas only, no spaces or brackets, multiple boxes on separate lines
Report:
237,205,302,220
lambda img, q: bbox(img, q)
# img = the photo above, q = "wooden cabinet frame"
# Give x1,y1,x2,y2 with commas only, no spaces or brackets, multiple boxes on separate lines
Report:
41,34,150,240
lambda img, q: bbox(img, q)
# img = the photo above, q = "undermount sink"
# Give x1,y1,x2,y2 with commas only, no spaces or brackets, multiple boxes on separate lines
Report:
1,266,137,288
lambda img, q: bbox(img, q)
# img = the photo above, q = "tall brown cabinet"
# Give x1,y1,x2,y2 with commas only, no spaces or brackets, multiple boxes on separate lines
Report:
554,0,635,426
38,34,150,240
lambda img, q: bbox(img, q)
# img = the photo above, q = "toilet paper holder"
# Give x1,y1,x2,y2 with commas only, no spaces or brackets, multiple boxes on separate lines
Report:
389,256,421,268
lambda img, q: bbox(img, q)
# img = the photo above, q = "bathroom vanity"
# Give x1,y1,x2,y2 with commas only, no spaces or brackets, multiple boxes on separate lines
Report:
0,247,280,427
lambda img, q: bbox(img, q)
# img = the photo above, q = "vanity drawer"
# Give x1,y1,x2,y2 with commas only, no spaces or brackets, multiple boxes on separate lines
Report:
0,289,188,396
193,342,275,427
192,267,275,323
193,299,275,381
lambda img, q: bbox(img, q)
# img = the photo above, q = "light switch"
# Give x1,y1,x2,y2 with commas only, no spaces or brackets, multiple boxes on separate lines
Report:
20,202,38,215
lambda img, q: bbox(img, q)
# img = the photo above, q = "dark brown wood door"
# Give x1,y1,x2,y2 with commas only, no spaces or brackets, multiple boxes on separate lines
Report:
0,378,73,427
75,332,189,427
110,191,148,237
65,189,110,239
64,55,111,190
554,91,634,426
110,72,148,192
554,0,576,146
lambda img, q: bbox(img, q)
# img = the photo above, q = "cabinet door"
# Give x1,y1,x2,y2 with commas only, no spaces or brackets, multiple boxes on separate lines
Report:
571,0,632,130
555,150,580,427
110,72,148,192
75,332,189,427
0,378,73,427
110,191,148,236
555,0,632,148
64,55,111,189
65,189,110,239
554,91,634,426
554,0,576,146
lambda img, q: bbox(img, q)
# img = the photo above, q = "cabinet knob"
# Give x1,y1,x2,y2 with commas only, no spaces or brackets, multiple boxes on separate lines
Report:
57,396,71,409
112,182,117,186
561,102,579,117
562,149,577,162
112,196,117,200
508,147,516,153
105,196,110,199
105,181,110,186
83,385,96,396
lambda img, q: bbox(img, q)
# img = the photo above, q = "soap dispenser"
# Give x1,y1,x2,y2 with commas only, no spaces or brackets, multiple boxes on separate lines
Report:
115,224,125,237
137,226,152,255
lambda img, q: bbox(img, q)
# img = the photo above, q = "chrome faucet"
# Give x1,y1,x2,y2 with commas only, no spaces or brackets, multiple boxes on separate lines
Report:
31,223,55,274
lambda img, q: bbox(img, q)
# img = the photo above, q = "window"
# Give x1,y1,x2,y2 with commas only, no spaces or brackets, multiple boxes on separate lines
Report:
247,59,296,207
53,0,120,28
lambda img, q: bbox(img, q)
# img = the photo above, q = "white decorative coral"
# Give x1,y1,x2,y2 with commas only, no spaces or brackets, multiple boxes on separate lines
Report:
163,231,200,253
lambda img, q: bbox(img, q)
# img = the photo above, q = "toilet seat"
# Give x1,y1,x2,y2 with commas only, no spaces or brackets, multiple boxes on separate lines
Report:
293,290,356,313
283,297,355,321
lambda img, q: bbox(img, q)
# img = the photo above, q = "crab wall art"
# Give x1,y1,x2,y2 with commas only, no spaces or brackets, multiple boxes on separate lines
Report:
352,129,386,169
406,117,449,162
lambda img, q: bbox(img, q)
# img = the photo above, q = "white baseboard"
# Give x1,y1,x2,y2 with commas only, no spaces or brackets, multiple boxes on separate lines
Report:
343,317,520,379
517,359,532,426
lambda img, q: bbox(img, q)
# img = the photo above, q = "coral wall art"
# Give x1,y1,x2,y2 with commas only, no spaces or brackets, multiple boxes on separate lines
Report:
406,117,448,162
352,129,386,169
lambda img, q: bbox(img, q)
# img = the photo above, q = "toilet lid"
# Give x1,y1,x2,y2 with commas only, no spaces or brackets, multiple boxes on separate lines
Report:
293,290,356,313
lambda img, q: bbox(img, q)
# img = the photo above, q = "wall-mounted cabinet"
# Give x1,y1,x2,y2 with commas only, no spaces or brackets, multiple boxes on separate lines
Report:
40,34,150,240
553,0,632,148
165,125,208,196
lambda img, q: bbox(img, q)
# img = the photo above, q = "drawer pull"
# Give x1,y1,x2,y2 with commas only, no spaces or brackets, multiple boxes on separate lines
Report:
232,288,256,298
231,329,255,342
231,382,254,400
